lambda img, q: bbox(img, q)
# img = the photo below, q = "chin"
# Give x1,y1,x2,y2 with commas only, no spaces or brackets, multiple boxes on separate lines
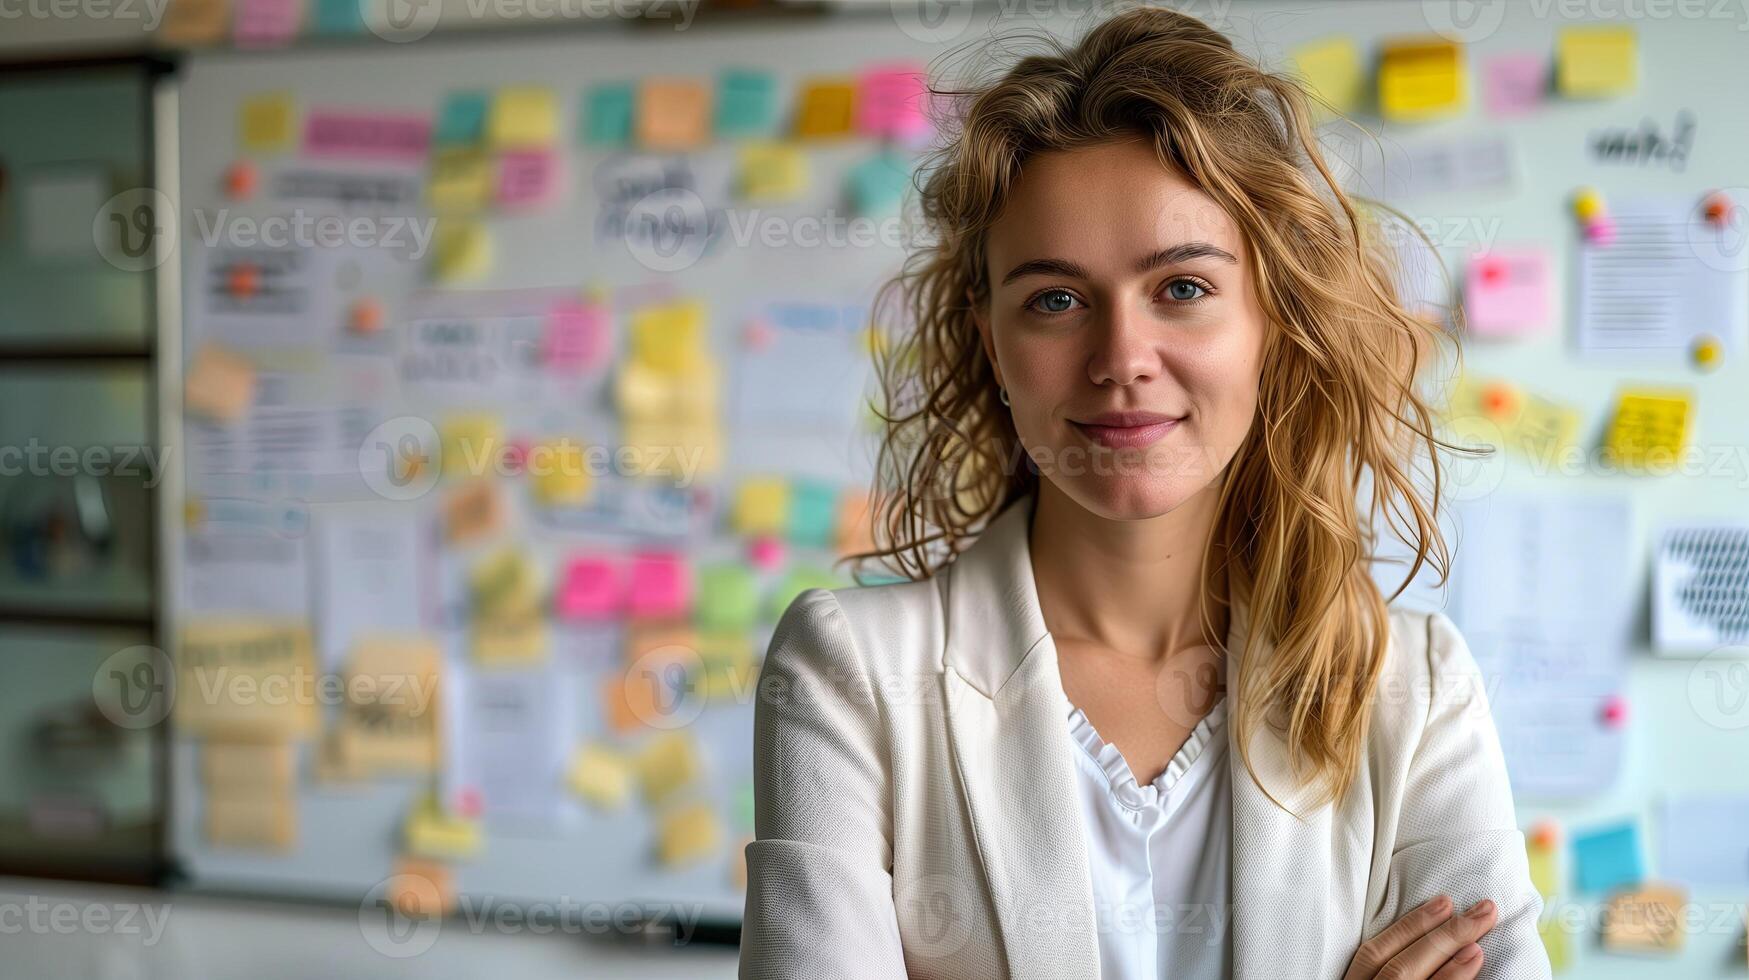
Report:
1049,473,1209,522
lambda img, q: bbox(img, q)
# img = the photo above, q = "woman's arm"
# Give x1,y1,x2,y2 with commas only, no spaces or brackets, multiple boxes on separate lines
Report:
739,588,908,979
1366,612,1551,980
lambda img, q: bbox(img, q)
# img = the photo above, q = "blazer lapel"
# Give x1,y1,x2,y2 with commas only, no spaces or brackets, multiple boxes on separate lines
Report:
1225,588,1335,980
940,501,1101,980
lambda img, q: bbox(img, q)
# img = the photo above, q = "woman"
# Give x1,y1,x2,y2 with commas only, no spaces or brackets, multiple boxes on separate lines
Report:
741,9,1547,980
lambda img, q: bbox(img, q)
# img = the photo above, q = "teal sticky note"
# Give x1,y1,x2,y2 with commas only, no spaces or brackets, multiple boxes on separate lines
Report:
583,83,635,147
435,92,489,146
310,0,364,34
765,566,839,623
735,781,754,831
1572,822,1643,894
716,69,778,139
696,564,760,633
847,151,912,217
787,479,838,548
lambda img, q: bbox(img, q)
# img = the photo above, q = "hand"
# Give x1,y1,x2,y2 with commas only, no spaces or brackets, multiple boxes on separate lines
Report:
1342,895,1498,980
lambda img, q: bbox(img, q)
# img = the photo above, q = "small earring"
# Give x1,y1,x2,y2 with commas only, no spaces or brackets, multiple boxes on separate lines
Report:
998,387,1011,407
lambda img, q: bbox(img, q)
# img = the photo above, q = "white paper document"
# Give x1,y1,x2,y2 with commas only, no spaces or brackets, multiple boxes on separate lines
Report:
1576,196,1749,355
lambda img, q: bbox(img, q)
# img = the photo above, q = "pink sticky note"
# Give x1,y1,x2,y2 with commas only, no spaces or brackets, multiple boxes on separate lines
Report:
232,0,302,48
543,300,610,374
303,110,432,162
627,552,691,620
748,535,785,571
856,64,932,144
556,556,622,622
496,149,559,207
1483,53,1546,118
1464,248,1551,338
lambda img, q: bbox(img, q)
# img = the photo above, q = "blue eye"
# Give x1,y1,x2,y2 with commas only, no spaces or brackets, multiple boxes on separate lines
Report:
1165,278,1207,301
1028,289,1079,314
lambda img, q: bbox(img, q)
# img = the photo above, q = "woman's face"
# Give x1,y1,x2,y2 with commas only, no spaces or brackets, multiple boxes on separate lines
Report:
976,139,1268,521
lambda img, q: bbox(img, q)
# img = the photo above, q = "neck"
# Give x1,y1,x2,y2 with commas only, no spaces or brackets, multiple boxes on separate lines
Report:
1028,479,1229,664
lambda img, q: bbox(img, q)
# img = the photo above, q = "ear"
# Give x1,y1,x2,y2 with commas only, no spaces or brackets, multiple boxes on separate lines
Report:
966,287,1004,390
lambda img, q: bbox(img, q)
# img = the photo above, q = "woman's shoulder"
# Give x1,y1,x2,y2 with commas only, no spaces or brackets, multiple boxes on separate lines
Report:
1369,607,1498,747
765,576,950,681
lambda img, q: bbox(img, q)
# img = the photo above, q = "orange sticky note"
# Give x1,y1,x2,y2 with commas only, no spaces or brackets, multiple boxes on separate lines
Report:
388,857,455,917
184,345,257,423
637,78,712,151
794,78,856,139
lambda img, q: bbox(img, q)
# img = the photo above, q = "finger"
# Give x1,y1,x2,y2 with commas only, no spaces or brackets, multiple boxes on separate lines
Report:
1343,896,1453,980
1429,943,1484,980
1385,901,1497,979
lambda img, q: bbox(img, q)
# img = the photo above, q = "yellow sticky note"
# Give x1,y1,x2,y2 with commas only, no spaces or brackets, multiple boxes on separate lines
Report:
206,792,296,850
531,440,592,507
470,548,540,622
794,78,856,139
1378,38,1466,122
1527,840,1559,898
1447,376,1579,464
1291,37,1363,115
472,617,547,665
439,414,500,478
158,0,229,46
657,800,722,867
334,636,442,776
1604,387,1693,473
615,359,718,422
698,632,755,700
631,299,707,375
176,620,317,738
636,78,712,151
737,141,809,202
569,744,633,809
431,221,492,283
201,739,295,790
1603,883,1686,953
487,86,557,149
637,731,702,806
404,797,481,860
733,477,789,535
1557,25,1637,98
427,149,493,214
184,344,257,423
1538,916,1571,973
239,93,295,153
621,418,721,479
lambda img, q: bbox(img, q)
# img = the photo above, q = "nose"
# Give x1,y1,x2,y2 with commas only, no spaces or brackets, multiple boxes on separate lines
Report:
1086,301,1158,388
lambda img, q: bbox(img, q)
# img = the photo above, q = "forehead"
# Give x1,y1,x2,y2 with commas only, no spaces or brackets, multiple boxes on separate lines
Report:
986,139,1243,269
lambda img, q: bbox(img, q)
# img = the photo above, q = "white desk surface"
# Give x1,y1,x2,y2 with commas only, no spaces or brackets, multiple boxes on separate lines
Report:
0,877,740,980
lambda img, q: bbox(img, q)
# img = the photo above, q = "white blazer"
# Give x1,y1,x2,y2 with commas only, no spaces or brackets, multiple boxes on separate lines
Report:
740,499,1549,980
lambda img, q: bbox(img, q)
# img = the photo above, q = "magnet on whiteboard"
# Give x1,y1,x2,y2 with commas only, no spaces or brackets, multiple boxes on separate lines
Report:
1573,187,1606,222
1600,694,1629,728
1480,381,1519,420
228,262,260,299
1691,334,1723,371
1702,191,1733,227
1583,215,1616,246
225,161,259,200
742,318,775,351
748,535,785,570
349,297,385,335
1529,820,1560,850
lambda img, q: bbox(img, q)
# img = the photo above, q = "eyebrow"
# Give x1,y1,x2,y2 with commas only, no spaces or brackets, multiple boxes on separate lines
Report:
999,241,1238,285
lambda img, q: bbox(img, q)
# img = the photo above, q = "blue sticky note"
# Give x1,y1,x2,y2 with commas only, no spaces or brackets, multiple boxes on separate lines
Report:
847,151,912,217
1571,822,1643,894
435,92,489,146
583,83,635,147
310,0,364,34
787,479,838,549
716,69,778,139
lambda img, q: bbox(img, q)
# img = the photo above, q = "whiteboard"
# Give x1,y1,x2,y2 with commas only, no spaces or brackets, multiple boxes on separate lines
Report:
166,3,1749,971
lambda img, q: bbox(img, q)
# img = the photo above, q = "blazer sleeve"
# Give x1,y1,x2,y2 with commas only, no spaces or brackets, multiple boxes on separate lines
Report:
1369,612,1552,980
739,588,908,980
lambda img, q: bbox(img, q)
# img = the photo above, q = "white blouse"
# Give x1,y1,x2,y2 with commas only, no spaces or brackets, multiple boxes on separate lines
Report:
1065,697,1233,979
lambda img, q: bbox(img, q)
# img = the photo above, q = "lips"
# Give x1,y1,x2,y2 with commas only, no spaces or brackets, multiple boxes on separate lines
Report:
1068,411,1184,449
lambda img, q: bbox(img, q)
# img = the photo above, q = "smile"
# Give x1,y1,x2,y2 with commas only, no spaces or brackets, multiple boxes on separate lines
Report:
1067,411,1184,449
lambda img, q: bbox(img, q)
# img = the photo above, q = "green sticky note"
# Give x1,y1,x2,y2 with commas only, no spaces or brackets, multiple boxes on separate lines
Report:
583,82,635,147
435,92,489,146
765,566,839,623
847,151,912,217
787,479,838,548
716,69,778,139
696,564,760,633
310,0,364,34
735,781,754,832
